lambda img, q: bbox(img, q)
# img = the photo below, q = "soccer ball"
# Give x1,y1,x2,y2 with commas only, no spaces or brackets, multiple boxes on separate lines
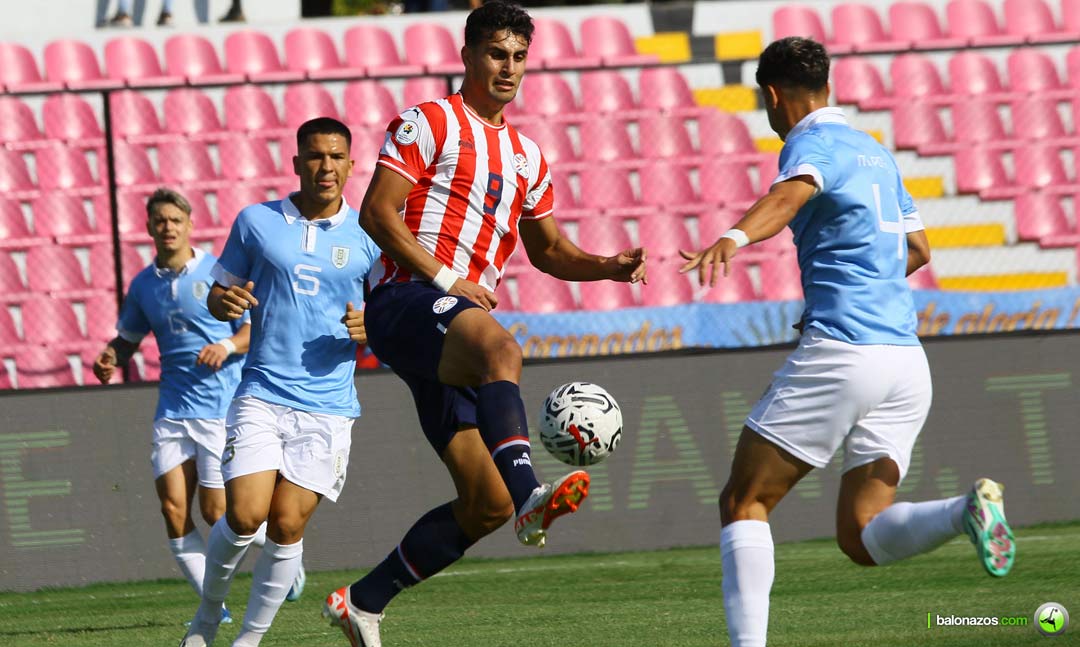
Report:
539,382,623,466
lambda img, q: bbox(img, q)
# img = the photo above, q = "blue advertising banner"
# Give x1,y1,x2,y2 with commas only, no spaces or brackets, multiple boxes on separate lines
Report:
492,288,1080,359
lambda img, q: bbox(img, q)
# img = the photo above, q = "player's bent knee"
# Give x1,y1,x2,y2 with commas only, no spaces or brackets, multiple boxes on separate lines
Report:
478,334,522,382
159,496,188,526
266,510,309,544
460,495,514,537
225,509,267,537
837,532,877,567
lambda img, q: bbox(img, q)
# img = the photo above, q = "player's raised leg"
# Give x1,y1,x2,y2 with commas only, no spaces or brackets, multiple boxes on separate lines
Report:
719,428,813,647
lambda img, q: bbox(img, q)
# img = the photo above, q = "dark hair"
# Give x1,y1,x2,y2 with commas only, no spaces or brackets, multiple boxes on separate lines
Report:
755,37,830,92
296,117,352,152
464,0,533,48
146,187,191,219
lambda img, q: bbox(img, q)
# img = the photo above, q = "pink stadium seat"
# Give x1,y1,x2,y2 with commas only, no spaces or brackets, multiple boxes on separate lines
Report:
164,88,226,139
516,121,578,164
699,263,758,303
30,193,103,241
283,27,344,75
219,138,281,184
699,159,759,209
0,42,60,93
697,111,758,158
349,127,386,176
112,142,158,189
0,149,39,198
638,68,702,115
907,265,940,289
343,24,422,78
42,93,104,147
224,30,301,82
518,73,580,118
1007,48,1066,96
275,134,298,170
343,170,372,208
892,103,948,150
1015,192,1073,242
15,345,78,388
832,57,889,107
889,1,967,49
114,191,151,235
104,36,181,86
640,261,694,307
403,23,463,75
344,80,400,129
531,18,598,69
1013,144,1071,191
1011,96,1070,142
43,39,119,90
0,251,29,298
945,0,1018,46
217,185,269,228
26,246,92,295
758,254,804,301
134,334,161,382
635,213,695,261
638,115,698,161
576,216,635,255
164,34,243,85
549,171,580,209
639,160,707,212
284,82,340,127
579,16,658,67
1069,47,1080,89
109,90,166,142
88,242,135,289
83,294,119,343
0,97,45,150
0,301,20,344
954,147,1010,194
1003,0,1072,43
1065,0,1080,35
579,117,637,165
403,77,450,108
579,70,644,116
888,54,951,105
695,209,738,246
36,145,101,194
946,99,1009,149
512,271,576,312
224,85,286,135
0,198,33,242
831,3,901,53
579,281,637,311
948,51,1009,98
158,140,219,186
772,5,829,43
578,168,645,217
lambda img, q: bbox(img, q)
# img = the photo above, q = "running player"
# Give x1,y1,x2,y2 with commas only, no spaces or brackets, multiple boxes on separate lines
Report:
323,2,647,645
180,118,381,647
679,37,1016,647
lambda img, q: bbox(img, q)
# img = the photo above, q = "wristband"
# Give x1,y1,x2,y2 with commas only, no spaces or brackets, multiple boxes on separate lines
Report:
720,228,751,248
432,265,458,293
217,338,237,355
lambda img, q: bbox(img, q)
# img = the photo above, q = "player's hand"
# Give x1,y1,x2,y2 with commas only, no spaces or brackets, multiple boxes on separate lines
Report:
449,278,498,311
220,281,258,320
93,346,117,384
608,247,648,284
679,238,739,287
342,301,366,344
196,343,229,371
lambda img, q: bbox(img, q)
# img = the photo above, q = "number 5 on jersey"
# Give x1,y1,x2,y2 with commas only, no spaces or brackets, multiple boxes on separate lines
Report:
293,264,321,296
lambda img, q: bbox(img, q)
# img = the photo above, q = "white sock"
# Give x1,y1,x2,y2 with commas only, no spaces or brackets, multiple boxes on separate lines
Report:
194,518,258,625
860,496,966,565
169,530,207,597
234,538,304,645
250,521,268,549
720,520,773,647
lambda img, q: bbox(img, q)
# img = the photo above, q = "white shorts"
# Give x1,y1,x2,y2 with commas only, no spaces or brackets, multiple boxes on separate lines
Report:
746,329,932,480
221,396,355,502
151,418,227,489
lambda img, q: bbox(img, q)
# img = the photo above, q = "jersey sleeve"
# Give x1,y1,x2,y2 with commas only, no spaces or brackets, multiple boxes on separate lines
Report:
377,105,443,184
774,132,833,196
522,151,554,221
897,175,924,233
211,210,252,288
116,285,149,343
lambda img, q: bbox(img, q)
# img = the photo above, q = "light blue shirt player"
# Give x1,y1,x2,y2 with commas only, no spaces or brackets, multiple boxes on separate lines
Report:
211,195,381,417
119,248,246,420
774,107,925,346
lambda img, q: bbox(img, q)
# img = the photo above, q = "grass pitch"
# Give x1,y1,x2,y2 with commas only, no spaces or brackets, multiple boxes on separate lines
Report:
2,522,1077,646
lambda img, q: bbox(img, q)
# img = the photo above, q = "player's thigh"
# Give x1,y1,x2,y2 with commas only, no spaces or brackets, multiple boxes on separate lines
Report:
224,470,279,534
198,485,226,525
154,459,197,511
721,426,814,523
438,308,521,386
836,458,901,539
442,428,512,515
266,478,323,544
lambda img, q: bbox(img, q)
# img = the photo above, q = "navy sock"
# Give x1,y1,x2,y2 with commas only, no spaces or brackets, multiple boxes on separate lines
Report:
476,380,541,512
350,503,475,614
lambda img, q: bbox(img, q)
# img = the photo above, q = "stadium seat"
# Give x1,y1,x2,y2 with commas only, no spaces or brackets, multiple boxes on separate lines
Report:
699,263,758,303
344,80,399,129
699,159,759,209
518,73,581,119
1065,0,1080,35
831,3,901,53
224,85,287,136
36,144,101,195
15,345,78,388
579,280,637,310
921,98,1008,154
403,77,450,108
224,30,302,82
0,251,29,300
20,296,85,345
347,127,384,175
41,93,105,148
109,90,167,143
640,261,694,307
772,5,829,44
163,88,227,140
284,82,340,127
103,36,182,86
832,57,889,107
88,242,136,289
43,39,119,90
1011,96,1072,142
948,51,1009,98
578,70,646,117
579,16,658,67
114,188,154,234
1007,48,1068,96
907,264,940,289
579,169,647,217
343,24,423,78
758,254,804,301
576,216,635,255
549,171,580,209
945,0,1019,46
219,138,281,185
888,1,967,49
697,110,759,158
0,300,20,344
25,245,94,295
30,193,106,243
164,34,243,85
516,121,578,164
0,198,34,243
1012,144,1072,191
0,149,38,200
639,160,707,211
158,140,219,187
132,334,161,382
0,42,61,93
1068,47,1080,89
892,103,948,151
954,147,1010,194
638,114,699,161
1003,0,1073,43
531,17,599,69
82,293,119,343
635,213,695,261
0,96,45,151
1015,192,1074,243
888,54,951,105
579,117,637,165
512,270,576,312
403,23,463,75
216,185,269,228
638,67,704,115
284,27,346,76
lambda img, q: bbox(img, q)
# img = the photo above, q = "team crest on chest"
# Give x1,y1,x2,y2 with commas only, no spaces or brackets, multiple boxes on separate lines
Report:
192,281,209,300
331,246,350,269
512,153,529,178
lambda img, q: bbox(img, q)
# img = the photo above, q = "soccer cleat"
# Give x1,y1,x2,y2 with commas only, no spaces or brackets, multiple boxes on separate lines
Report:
185,604,231,627
178,619,219,647
962,478,1015,577
286,562,306,602
323,586,383,647
514,470,590,548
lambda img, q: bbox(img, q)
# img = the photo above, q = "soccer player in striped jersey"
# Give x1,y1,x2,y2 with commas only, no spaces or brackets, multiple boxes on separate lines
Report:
323,2,647,645
92,188,257,624
680,37,1015,647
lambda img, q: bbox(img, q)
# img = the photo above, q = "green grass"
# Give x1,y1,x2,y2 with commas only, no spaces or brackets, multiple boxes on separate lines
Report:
2,523,1078,646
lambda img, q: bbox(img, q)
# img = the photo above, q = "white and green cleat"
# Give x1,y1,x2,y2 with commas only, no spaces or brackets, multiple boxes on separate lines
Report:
962,478,1015,577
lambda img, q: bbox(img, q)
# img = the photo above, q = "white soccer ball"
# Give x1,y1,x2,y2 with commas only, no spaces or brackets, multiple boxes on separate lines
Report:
539,382,623,466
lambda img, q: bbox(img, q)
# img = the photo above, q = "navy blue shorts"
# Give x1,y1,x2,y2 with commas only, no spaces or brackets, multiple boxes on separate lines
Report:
364,281,483,455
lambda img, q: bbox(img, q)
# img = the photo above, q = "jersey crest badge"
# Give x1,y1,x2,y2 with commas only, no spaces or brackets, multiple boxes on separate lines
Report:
395,120,419,145
192,281,209,300
512,153,529,178
331,246,350,269
433,296,458,314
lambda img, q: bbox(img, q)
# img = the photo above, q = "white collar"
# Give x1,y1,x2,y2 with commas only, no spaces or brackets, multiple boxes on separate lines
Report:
786,106,847,141
282,193,350,229
154,247,204,278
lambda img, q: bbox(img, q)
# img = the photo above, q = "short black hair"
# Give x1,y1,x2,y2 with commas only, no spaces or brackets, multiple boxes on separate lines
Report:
296,117,351,152
755,37,830,92
464,0,533,48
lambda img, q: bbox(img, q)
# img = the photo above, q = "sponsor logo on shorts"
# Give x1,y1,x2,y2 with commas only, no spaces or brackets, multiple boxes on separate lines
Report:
395,121,419,145
432,296,458,314
333,450,347,477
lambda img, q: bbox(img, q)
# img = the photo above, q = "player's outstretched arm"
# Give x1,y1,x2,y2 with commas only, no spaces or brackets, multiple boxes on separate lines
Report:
207,281,258,322
196,323,251,371
906,230,931,276
680,177,815,287
93,337,139,384
519,217,648,284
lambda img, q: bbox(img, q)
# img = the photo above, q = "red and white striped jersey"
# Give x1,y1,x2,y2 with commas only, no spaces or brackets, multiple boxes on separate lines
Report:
371,93,554,292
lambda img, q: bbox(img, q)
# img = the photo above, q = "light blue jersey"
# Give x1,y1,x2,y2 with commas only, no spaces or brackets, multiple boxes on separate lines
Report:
775,107,924,345
211,196,381,417
118,249,245,420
